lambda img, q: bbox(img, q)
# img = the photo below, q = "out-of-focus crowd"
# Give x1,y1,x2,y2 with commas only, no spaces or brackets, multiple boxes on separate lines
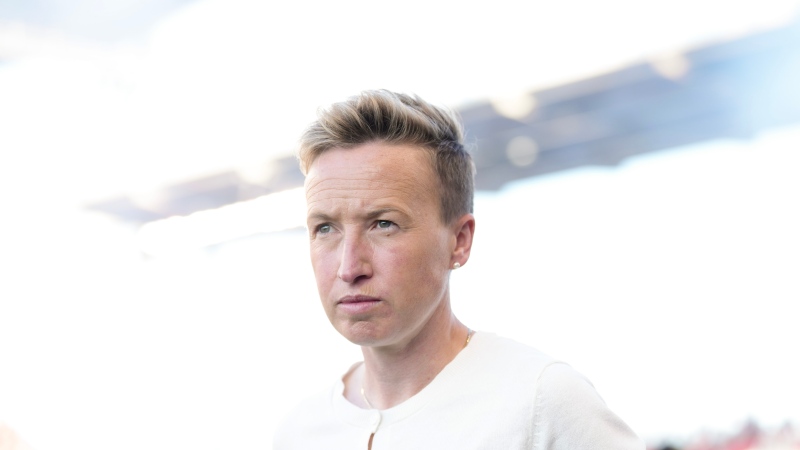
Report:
651,421,800,450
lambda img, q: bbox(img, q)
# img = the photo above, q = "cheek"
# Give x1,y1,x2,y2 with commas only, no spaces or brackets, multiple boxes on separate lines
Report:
413,232,451,266
384,238,448,282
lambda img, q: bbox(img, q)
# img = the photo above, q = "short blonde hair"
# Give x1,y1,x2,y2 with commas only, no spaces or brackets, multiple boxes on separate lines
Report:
298,90,474,224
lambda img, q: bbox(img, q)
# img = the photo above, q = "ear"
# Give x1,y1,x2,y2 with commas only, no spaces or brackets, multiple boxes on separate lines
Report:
450,213,475,268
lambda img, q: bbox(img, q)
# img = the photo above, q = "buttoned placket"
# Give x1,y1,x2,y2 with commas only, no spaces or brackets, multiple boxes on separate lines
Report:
367,410,381,449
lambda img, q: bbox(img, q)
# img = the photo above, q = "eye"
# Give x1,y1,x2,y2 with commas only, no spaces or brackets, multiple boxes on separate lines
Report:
376,220,393,229
316,224,332,234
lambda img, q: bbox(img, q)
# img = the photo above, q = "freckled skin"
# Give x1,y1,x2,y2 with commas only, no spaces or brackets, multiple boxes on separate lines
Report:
305,143,458,349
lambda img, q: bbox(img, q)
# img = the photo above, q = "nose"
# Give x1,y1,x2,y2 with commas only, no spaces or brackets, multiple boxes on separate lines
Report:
337,233,373,284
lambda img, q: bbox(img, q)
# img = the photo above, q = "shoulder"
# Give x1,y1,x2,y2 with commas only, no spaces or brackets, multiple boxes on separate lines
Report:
468,333,644,449
450,332,562,406
532,363,645,449
273,361,368,450
468,332,560,377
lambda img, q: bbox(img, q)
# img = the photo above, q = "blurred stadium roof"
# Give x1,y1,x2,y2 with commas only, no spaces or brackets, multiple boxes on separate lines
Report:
1,0,798,224
87,20,800,223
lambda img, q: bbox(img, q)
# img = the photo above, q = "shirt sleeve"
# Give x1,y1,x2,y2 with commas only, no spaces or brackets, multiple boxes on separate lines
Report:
532,362,645,450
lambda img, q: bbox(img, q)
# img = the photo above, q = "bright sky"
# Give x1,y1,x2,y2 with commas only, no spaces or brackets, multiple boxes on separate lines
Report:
1,1,800,449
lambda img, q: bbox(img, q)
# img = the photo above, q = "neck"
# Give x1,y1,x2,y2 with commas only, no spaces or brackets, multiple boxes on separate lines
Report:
357,302,471,410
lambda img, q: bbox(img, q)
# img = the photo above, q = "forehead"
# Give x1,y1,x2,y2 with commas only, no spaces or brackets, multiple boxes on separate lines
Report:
304,143,438,209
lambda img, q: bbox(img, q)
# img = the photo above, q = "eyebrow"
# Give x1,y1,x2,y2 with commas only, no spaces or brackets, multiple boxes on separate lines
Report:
364,208,401,221
306,208,405,223
306,212,333,224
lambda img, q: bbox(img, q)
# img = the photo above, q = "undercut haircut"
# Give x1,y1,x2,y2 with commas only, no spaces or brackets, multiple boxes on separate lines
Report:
298,89,474,225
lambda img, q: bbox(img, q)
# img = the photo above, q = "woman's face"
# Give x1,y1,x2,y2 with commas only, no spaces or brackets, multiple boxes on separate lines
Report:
304,142,460,347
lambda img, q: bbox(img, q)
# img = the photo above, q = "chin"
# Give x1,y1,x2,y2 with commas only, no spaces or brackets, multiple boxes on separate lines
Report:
337,321,391,347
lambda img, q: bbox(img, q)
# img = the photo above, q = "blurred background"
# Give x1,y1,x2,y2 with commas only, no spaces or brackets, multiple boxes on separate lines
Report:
1,0,799,449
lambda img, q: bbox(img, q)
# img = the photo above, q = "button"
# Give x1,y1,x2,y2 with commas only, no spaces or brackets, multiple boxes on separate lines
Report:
369,411,382,433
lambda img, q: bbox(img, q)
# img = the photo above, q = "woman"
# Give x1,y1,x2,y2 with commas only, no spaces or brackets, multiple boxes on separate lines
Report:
274,90,643,450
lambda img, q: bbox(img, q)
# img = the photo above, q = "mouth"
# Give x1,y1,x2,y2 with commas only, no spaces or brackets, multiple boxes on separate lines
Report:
337,295,381,314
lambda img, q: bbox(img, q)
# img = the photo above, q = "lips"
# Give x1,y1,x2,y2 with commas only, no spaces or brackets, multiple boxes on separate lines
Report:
337,295,381,314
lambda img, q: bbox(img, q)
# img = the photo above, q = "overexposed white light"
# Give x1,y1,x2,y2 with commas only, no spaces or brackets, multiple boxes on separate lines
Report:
651,52,692,80
505,135,540,167
137,187,306,256
490,94,538,120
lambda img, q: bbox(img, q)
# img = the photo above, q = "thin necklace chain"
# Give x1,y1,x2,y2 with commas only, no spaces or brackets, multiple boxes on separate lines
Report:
360,385,374,410
360,328,474,410
463,328,474,347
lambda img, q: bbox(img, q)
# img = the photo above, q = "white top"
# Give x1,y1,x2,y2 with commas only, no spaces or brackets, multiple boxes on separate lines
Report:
273,332,644,449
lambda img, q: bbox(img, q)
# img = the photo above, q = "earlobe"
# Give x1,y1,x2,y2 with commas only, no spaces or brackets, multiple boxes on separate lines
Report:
450,213,475,268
